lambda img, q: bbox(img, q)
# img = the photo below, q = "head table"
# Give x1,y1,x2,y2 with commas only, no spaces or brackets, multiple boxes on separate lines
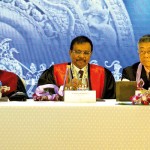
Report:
0,99,149,150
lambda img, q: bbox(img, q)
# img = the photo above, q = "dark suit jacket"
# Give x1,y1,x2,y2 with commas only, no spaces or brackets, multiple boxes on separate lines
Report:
122,62,150,89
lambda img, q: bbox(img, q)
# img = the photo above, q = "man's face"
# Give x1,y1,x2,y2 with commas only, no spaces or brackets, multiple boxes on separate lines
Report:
69,42,92,69
138,42,150,69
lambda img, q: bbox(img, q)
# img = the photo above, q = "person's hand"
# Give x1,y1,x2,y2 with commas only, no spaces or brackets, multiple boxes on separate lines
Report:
71,78,82,90
65,78,82,90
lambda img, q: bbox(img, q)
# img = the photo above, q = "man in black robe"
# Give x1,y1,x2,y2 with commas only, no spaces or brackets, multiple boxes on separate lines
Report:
37,36,116,100
122,35,150,90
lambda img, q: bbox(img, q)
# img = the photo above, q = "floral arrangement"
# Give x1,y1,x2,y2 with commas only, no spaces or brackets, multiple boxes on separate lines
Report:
32,84,64,101
129,79,150,105
130,89,150,105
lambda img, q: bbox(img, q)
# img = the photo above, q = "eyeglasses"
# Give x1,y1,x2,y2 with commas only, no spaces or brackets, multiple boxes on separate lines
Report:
138,50,150,55
72,50,91,56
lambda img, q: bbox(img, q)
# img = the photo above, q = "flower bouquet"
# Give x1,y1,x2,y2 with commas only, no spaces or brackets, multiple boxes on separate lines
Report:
130,79,150,105
130,89,150,105
33,84,64,101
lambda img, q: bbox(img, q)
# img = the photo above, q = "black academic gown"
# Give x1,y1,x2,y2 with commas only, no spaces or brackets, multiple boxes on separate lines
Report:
122,62,150,89
38,63,116,99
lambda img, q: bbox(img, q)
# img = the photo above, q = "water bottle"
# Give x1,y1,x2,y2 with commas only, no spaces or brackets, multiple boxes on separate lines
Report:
64,65,72,90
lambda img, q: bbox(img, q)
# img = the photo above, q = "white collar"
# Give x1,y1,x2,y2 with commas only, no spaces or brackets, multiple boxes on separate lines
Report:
71,63,86,72
70,63,88,79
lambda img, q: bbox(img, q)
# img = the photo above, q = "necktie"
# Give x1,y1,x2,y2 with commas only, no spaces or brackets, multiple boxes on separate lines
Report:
79,70,84,78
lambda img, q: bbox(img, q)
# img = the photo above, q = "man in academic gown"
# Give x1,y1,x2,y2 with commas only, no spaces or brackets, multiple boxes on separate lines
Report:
38,36,116,99
122,35,150,90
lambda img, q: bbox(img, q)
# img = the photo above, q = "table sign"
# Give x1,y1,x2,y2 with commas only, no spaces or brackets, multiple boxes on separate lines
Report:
64,90,96,103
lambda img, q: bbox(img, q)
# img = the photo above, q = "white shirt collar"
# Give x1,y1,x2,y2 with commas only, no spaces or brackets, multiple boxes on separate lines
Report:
71,63,87,72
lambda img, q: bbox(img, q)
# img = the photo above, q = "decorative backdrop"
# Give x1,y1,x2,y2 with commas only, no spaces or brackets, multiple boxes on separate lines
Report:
0,0,150,97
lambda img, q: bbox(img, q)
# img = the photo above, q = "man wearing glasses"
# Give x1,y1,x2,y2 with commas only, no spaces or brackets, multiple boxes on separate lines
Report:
122,35,150,89
38,36,116,99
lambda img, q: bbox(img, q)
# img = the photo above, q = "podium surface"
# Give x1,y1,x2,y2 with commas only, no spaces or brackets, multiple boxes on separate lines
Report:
0,99,149,150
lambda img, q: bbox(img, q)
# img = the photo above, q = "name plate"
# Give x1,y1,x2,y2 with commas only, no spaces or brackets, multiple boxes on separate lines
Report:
64,91,96,103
